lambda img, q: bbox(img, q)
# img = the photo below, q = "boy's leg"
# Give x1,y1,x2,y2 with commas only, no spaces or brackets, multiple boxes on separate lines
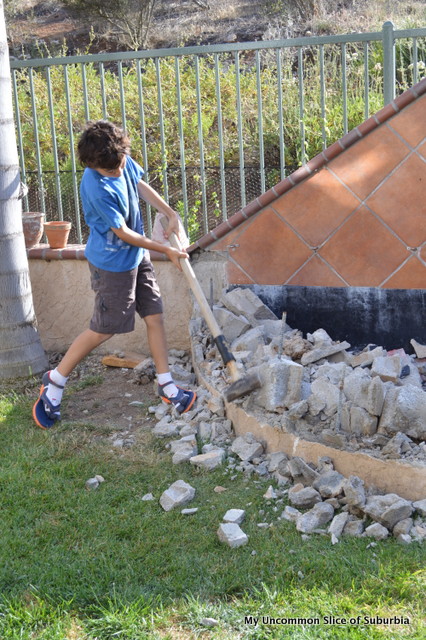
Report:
33,329,113,429
144,312,196,414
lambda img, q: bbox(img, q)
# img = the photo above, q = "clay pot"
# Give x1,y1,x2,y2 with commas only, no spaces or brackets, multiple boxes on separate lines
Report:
44,220,72,249
22,211,45,248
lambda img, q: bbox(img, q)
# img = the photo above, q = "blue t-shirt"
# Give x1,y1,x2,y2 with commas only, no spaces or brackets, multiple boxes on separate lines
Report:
81,156,145,272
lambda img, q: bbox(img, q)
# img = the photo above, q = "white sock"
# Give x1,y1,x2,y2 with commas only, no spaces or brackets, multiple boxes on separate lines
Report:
45,368,68,406
157,372,179,398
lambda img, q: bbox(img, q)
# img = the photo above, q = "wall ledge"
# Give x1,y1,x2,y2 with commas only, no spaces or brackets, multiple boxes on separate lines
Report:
27,244,167,262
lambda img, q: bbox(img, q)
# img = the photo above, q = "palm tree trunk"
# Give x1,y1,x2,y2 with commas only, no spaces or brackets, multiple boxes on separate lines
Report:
0,1,48,379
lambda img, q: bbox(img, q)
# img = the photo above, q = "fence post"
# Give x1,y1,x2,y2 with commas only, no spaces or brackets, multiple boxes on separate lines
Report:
382,21,396,105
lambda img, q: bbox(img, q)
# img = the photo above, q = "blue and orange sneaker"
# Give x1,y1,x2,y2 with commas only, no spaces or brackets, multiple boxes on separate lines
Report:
158,382,196,414
32,371,63,430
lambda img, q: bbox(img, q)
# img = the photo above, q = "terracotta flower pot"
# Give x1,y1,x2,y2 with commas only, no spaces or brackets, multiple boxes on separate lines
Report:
44,220,72,249
22,211,45,248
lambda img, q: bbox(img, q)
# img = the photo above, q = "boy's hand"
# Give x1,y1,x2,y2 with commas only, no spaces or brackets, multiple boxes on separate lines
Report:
166,246,188,271
163,211,181,240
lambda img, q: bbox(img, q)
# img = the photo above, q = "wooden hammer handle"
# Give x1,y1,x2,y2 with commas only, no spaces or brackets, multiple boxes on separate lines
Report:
160,217,223,341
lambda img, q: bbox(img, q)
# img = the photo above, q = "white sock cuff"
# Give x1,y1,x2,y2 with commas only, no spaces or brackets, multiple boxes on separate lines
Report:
50,368,68,387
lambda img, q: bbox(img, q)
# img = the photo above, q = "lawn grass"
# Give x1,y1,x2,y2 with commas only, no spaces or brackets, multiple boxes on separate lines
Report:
0,387,425,639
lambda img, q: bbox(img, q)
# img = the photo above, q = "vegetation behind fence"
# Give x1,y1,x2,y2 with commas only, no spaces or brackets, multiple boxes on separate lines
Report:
11,23,426,244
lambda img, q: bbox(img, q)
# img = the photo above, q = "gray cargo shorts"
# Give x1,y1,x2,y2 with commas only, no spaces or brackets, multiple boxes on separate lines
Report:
89,256,164,334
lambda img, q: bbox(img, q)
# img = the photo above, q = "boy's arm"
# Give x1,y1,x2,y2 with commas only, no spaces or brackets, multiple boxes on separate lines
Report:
137,180,181,238
112,223,187,271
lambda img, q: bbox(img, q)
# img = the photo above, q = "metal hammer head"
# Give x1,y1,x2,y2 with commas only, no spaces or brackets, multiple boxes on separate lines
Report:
223,371,262,403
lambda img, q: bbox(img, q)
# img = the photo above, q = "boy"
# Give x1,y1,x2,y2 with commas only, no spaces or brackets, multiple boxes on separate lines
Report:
33,120,196,429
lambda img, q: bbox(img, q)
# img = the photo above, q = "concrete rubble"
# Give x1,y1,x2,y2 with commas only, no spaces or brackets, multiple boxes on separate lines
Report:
134,286,425,546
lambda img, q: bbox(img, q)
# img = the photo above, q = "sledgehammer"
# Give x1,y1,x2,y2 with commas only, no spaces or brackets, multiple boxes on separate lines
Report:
160,218,261,402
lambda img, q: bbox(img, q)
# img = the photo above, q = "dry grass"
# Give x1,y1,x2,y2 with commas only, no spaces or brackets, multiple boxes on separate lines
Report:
6,0,426,54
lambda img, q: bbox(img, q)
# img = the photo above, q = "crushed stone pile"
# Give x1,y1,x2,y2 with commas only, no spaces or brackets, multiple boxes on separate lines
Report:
130,286,425,546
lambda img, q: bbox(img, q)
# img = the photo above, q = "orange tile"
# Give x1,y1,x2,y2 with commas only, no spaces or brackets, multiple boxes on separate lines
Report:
319,206,408,286
226,260,255,285
210,223,247,251
389,95,426,148
231,207,311,285
329,126,410,200
420,244,426,263
418,141,426,160
366,154,426,247
383,257,426,289
272,168,359,246
287,255,347,287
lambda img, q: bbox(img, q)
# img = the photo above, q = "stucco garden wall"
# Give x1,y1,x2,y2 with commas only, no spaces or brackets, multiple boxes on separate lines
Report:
28,252,192,355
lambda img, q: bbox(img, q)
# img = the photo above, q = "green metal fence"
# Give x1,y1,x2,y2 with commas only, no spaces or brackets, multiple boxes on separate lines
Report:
10,21,426,245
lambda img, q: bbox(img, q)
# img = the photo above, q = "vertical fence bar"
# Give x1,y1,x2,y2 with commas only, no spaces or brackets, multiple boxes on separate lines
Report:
255,50,266,193
174,57,188,231
297,47,305,166
235,51,246,205
341,43,348,134
99,62,108,119
383,21,396,105
194,55,208,234
63,65,82,242
363,41,370,119
28,68,46,213
319,44,326,149
12,69,29,211
155,57,168,201
45,66,64,220
276,48,285,179
136,60,152,236
412,37,418,84
117,61,127,130
81,62,90,121
214,53,227,220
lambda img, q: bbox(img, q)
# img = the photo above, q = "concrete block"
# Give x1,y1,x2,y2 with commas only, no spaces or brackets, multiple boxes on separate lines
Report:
160,480,196,511
301,341,351,365
213,306,251,343
363,494,413,530
312,471,346,498
310,377,340,417
296,502,334,533
217,522,248,548
223,509,246,524
350,346,386,368
254,355,303,412
190,449,226,470
343,369,385,416
231,326,265,354
378,385,426,440
231,435,264,461
221,287,277,325
349,405,378,436
371,355,402,383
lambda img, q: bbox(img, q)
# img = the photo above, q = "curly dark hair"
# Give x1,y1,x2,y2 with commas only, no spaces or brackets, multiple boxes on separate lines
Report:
77,120,131,169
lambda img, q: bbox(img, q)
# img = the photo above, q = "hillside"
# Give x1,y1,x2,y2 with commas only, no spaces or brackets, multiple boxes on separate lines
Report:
6,0,426,58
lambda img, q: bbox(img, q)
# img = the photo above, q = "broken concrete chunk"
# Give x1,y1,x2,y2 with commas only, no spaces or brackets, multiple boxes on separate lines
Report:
282,333,312,360
288,485,322,509
371,355,402,383
411,339,426,359
296,502,334,533
217,522,248,548
312,471,346,498
301,341,351,365
159,480,196,512
378,385,426,440
190,449,226,470
348,405,378,436
281,505,301,522
254,356,303,412
328,511,350,538
310,377,340,417
350,346,386,368
231,326,265,354
393,518,413,537
223,508,245,524
221,287,277,325
287,457,320,486
231,435,264,461
363,494,413,530
343,518,365,537
213,306,251,343
342,476,366,508
413,499,426,517
364,522,389,540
